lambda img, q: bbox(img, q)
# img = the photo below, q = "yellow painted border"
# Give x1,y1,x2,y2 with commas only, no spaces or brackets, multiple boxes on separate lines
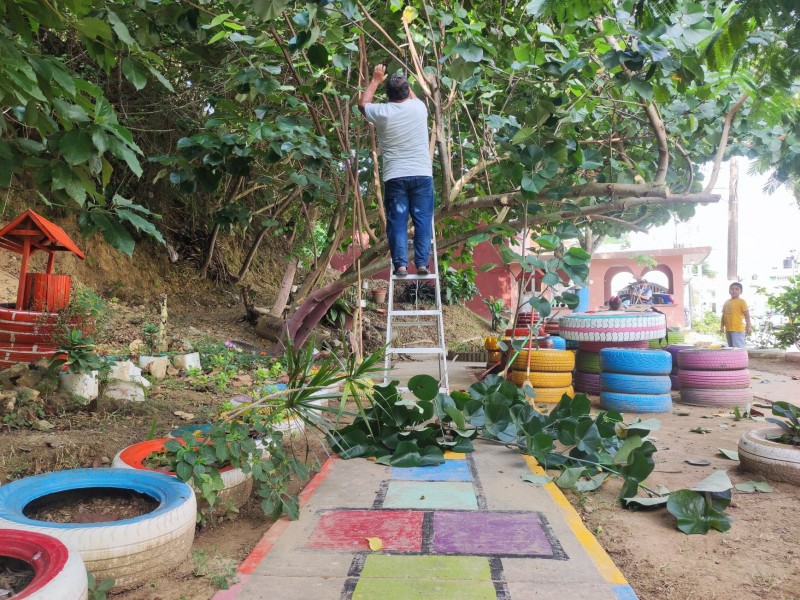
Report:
523,455,629,586
443,451,467,460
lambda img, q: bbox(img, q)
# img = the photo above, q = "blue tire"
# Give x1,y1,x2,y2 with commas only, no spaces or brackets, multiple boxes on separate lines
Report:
550,336,567,350
600,373,672,395
600,391,672,413
600,348,672,375
0,469,196,590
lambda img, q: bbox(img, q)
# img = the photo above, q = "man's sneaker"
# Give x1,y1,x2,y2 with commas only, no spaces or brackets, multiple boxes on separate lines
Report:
417,266,430,276
393,266,408,278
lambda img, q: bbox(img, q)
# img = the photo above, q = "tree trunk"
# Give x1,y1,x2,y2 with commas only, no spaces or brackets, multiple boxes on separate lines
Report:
270,256,299,317
199,223,220,280
233,225,270,283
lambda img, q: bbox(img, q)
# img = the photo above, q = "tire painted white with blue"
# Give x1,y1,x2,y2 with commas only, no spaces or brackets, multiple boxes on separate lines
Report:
0,469,196,591
600,391,672,413
600,373,672,395
600,348,672,375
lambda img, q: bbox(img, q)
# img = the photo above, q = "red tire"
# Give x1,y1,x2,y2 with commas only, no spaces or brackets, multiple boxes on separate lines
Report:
678,368,751,389
578,340,649,352
0,529,88,600
678,387,753,407
677,348,748,371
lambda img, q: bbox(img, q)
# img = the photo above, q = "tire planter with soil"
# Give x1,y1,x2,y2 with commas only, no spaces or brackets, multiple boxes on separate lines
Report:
0,469,196,591
0,529,88,600
738,427,800,485
112,438,253,513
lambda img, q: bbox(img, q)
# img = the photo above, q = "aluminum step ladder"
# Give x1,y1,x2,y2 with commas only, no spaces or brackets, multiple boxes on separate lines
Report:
383,220,449,394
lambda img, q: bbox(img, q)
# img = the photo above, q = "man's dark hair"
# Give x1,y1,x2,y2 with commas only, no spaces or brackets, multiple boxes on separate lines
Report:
386,75,410,101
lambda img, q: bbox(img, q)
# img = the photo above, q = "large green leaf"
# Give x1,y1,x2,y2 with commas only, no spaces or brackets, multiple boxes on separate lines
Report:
409,374,439,401
60,129,93,165
251,0,289,21
666,489,732,534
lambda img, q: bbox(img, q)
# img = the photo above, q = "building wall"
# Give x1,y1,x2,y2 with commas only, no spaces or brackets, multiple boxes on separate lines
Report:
589,255,686,328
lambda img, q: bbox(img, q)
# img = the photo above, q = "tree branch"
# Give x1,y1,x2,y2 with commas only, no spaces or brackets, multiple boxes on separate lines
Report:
704,91,749,193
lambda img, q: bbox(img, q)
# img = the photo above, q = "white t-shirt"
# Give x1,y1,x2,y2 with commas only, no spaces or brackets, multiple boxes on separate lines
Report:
363,98,432,181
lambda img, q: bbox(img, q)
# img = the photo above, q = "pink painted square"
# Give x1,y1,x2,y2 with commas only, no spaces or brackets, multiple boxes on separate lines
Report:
305,510,424,552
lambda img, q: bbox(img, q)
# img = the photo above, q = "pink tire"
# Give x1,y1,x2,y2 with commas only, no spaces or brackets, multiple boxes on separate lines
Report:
578,340,649,352
574,371,601,394
678,387,753,407
677,348,748,371
678,368,751,389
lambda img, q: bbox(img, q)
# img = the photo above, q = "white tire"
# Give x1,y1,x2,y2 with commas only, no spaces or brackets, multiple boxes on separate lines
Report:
738,427,800,485
0,469,196,591
559,312,667,342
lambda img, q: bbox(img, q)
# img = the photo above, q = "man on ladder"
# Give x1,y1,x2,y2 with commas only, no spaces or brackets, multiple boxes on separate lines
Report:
359,64,448,393
358,64,434,277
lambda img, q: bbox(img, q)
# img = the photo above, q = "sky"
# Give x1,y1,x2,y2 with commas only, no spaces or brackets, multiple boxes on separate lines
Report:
601,160,800,316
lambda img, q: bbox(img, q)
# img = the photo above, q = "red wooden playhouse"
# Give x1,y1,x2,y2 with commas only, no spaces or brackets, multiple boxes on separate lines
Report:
0,210,85,368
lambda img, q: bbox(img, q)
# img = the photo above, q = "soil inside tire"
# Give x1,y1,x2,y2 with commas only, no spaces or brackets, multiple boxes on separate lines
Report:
23,487,160,524
0,556,35,595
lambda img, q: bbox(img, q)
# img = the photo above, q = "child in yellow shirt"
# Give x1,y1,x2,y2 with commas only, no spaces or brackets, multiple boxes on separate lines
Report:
720,282,751,348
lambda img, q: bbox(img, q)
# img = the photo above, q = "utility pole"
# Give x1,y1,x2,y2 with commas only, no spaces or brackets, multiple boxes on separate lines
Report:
727,158,739,280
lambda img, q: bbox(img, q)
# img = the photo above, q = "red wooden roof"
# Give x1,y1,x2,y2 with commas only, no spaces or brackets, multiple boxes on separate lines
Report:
0,209,85,259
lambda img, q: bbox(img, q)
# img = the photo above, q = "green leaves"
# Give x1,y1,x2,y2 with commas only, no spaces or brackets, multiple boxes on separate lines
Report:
122,59,148,91
60,129,93,165
252,0,289,21
667,489,732,534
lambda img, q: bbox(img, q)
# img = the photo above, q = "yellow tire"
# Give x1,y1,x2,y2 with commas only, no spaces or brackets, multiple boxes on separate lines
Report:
532,386,575,404
511,349,575,372
487,350,503,364
484,337,500,350
510,370,572,388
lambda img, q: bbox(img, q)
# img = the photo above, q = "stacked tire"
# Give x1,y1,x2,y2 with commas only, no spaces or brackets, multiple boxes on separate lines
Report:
560,312,666,395
677,348,753,408
599,348,673,413
485,337,502,367
664,344,694,390
510,349,575,404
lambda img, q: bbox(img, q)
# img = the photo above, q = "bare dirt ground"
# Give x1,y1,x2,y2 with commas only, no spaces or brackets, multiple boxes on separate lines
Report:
1,222,799,599
574,356,800,600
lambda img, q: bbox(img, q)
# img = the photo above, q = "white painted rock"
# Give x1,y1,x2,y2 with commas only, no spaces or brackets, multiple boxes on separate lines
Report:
145,356,170,380
107,360,151,388
104,381,147,403
172,352,201,371
59,371,99,402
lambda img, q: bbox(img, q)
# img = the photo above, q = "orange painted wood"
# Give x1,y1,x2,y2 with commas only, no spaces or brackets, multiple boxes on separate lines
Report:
23,274,72,312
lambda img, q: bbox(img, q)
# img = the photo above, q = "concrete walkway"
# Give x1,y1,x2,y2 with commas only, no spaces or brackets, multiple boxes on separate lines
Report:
213,360,637,600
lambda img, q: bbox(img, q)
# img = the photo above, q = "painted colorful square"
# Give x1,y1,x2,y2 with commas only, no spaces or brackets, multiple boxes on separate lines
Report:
352,578,497,599
382,481,478,510
443,451,466,459
433,511,556,556
391,460,471,481
306,510,423,552
360,554,492,580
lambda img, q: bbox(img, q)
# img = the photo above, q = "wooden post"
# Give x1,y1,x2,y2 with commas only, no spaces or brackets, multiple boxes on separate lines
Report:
727,158,739,280
46,252,55,274
16,239,31,309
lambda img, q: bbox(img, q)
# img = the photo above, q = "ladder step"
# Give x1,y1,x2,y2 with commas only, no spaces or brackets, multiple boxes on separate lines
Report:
386,347,446,355
390,309,441,316
391,321,438,327
391,273,437,281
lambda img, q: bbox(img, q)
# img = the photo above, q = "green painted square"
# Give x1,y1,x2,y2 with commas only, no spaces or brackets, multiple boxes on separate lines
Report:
360,555,492,581
352,578,497,599
382,481,478,510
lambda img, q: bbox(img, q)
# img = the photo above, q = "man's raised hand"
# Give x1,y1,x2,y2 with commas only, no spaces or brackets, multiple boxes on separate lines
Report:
372,64,387,83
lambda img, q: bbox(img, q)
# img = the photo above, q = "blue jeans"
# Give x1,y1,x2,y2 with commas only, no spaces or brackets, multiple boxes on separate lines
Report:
384,176,434,268
726,331,746,348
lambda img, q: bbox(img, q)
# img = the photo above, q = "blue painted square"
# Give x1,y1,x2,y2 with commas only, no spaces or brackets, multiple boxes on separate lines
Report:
383,481,478,510
391,461,471,482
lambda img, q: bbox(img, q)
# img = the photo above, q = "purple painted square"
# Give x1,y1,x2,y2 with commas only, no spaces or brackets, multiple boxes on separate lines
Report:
433,511,555,556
